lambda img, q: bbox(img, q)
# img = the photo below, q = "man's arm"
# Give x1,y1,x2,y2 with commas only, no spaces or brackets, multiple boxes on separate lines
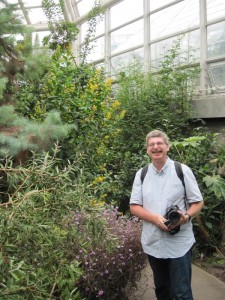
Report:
169,201,204,228
130,204,170,231
185,201,204,221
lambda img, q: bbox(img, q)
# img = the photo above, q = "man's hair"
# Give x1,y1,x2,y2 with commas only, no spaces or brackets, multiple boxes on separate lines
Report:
146,130,170,146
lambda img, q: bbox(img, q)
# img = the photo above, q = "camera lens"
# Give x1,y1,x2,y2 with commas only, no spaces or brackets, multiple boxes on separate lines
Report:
168,211,180,223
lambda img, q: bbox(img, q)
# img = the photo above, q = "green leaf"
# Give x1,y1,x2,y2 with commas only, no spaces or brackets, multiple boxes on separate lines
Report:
203,175,225,198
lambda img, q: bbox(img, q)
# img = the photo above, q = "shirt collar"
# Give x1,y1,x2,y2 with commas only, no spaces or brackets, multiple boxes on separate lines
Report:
152,157,170,174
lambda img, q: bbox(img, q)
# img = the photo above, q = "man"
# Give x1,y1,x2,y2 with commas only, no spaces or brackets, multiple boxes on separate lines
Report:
130,130,204,300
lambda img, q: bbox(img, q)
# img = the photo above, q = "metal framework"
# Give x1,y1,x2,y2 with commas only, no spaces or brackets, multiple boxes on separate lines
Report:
5,0,225,98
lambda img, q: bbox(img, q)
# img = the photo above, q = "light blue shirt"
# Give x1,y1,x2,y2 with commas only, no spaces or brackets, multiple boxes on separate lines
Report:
130,158,203,258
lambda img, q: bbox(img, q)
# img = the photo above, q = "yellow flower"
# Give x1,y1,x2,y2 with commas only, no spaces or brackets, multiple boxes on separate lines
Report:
105,78,113,86
106,112,111,120
112,100,121,108
89,199,105,208
91,176,105,185
89,82,98,91
92,105,97,111
120,110,126,119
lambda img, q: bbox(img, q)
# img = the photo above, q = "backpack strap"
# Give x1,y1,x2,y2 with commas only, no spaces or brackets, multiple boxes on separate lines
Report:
174,161,188,209
174,161,185,189
141,161,185,187
141,164,148,184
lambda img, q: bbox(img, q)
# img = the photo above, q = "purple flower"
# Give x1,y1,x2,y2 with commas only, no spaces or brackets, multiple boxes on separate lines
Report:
97,290,104,296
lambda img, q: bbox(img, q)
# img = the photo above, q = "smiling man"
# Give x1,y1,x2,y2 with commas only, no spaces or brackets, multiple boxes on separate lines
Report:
130,129,204,300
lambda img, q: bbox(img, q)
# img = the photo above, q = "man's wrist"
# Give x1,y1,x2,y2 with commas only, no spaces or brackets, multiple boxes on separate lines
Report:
185,213,191,222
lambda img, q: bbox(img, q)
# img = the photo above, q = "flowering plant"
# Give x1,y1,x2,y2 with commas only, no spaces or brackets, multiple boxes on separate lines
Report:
72,208,146,299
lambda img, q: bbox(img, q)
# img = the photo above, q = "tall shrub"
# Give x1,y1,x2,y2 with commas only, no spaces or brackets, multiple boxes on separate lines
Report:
170,132,225,252
0,1,72,161
105,43,200,210
0,149,145,299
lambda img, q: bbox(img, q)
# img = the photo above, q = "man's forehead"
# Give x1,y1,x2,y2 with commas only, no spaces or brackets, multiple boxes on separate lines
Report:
148,136,164,141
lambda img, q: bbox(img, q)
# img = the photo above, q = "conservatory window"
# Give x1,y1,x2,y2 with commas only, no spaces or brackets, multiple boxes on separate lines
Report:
150,0,199,40
76,0,94,16
150,30,200,70
110,0,143,30
111,20,143,55
207,21,225,58
27,8,48,24
206,62,225,93
111,47,144,76
80,17,105,42
85,36,105,63
21,0,43,5
150,0,180,12
32,31,51,46
207,0,225,22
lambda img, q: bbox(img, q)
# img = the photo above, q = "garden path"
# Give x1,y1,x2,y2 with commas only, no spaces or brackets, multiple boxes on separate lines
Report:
128,263,225,300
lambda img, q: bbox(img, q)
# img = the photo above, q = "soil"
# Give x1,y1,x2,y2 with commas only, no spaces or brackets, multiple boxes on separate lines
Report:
193,243,225,284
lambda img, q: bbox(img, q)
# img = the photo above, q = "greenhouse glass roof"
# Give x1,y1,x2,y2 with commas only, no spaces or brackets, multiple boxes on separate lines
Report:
4,0,225,99
6,0,93,26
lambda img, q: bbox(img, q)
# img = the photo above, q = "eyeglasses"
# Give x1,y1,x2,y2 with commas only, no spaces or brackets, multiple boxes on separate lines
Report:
148,142,166,148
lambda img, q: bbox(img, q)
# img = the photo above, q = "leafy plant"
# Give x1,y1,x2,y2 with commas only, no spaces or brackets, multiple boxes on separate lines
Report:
104,41,200,210
0,147,86,299
170,132,225,252
72,208,145,299
0,148,145,299
80,0,104,63
42,0,79,51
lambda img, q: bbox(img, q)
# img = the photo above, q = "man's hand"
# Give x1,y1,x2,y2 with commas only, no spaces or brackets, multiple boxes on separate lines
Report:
152,214,170,231
166,211,189,230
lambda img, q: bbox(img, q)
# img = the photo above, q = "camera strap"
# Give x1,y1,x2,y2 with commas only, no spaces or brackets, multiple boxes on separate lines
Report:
140,161,188,209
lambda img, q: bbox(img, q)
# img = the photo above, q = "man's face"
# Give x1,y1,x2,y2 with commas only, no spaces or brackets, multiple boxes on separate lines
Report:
147,137,170,162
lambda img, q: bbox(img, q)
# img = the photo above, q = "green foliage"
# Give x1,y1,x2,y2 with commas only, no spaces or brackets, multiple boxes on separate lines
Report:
203,174,225,198
80,0,104,63
0,0,27,104
74,209,145,299
0,106,73,157
42,0,79,51
102,41,200,210
16,51,122,175
0,148,86,299
0,1,71,160
170,132,225,251
0,149,144,299
4,0,224,279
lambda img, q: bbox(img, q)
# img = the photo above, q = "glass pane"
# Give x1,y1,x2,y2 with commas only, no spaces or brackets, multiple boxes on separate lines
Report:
208,21,225,58
111,20,143,55
5,0,18,3
150,0,177,11
111,0,143,29
207,0,225,22
85,36,104,63
111,48,144,76
80,17,105,42
151,30,200,70
76,0,96,16
27,8,48,24
206,62,225,92
150,0,199,40
32,31,50,46
95,62,105,70
22,0,43,6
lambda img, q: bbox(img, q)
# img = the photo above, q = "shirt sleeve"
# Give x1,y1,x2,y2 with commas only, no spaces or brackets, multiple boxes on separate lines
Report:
130,168,143,205
182,164,203,203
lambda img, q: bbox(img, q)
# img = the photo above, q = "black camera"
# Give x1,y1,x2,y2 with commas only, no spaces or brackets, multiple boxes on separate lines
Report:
164,205,181,235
